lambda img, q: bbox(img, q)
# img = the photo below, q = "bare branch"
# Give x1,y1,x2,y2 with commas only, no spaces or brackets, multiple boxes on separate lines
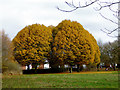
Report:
109,6,118,13
100,29,118,38
65,1,76,8
99,1,111,4
57,0,120,37
96,1,120,11
104,28,118,34
113,13,120,21
57,0,98,12
99,13,118,25
57,6,78,12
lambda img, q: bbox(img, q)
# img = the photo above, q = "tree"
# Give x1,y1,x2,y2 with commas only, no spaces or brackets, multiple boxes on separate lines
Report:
98,40,119,70
12,24,52,70
47,25,58,69
108,40,119,70
2,30,14,72
57,0,119,37
101,43,111,66
51,20,100,72
1,30,22,74
2,31,13,63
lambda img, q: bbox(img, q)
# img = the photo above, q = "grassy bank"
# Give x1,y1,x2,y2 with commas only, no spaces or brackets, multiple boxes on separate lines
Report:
2,71,118,88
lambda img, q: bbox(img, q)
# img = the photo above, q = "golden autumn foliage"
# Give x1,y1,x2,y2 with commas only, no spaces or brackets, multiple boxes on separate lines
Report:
12,24,52,66
12,20,100,70
51,20,100,66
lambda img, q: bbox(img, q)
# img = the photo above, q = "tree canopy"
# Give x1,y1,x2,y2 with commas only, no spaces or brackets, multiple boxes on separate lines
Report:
12,24,52,66
50,20,100,67
12,20,100,72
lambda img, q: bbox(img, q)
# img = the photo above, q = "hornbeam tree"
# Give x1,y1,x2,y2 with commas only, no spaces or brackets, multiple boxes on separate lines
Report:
12,24,52,70
51,20,100,72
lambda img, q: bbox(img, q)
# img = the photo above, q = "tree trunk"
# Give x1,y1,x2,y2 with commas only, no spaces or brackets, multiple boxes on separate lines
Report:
77,64,80,72
113,63,116,71
35,65,37,73
69,66,72,73
60,64,64,72
27,65,30,70
97,63,100,71
32,63,37,70
35,66,37,70
80,65,83,71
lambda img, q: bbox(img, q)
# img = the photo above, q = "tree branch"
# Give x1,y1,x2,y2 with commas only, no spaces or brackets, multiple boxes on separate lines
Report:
57,0,120,37
100,28,118,38
96,1,120,11
99,13,118,25
57,0,98,12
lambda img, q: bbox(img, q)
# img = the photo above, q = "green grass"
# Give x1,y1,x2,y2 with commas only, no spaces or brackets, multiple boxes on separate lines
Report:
2,71,119,88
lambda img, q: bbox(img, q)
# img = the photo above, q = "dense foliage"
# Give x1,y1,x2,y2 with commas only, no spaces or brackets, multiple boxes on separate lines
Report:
12,20,100,72
50,20,100,68
12,24,52,67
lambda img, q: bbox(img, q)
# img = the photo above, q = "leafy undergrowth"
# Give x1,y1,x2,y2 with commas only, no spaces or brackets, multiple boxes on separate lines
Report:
2,71,118,88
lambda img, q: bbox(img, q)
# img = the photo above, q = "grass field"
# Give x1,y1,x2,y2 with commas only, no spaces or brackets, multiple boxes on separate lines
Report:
2,71,119,88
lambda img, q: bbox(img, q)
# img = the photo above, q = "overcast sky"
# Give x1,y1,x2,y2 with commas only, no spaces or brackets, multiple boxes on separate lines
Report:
0,0,118,43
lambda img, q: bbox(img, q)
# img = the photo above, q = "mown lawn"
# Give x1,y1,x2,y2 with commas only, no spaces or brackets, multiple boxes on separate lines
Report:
2,71,119,88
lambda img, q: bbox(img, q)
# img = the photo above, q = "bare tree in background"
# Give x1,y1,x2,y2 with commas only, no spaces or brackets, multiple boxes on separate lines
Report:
57,0,120,38
1,30,22,74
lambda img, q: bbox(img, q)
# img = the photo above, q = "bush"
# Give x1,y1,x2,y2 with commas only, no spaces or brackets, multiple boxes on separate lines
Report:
2,61,22,75
23,68,68,74
86,64,97,71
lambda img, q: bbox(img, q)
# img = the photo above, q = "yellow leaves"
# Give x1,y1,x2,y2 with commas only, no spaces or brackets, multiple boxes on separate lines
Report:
70,55,76,60
53,20,100,65
12,24,53,65
53,47,57,51
22,50,27,55
12,20,100,67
